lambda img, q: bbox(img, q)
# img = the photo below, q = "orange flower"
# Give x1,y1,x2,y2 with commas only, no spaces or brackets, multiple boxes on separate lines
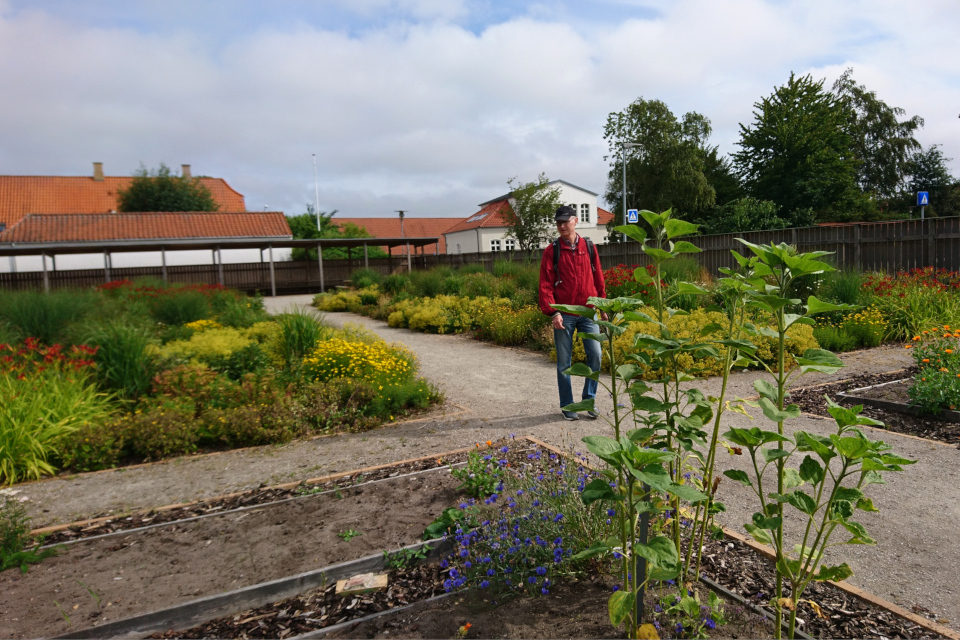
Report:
912,336,921,341
940,367,949,372
904,345,912,349
922,378,927,381
946,349,953,354
486,440,492,447
922,358,930,363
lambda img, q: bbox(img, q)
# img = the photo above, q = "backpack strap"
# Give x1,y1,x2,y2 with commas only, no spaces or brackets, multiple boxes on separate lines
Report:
553,237,596,288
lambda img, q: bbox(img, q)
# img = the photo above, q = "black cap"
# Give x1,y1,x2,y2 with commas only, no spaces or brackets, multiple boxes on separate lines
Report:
555,205,576,222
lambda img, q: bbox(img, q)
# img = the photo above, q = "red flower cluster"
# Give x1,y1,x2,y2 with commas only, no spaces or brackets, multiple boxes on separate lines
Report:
863,267,960,298
603,264,662,303
0,338,98,377
96,280,229,299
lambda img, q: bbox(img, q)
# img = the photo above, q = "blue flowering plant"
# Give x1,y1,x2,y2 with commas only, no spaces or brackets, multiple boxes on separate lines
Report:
657,588,726,640
438,444,616,599
452,449,504,498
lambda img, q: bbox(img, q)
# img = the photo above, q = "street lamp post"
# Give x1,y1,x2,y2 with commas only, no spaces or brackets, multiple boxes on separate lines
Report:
621,142,641,240
312,154,322,231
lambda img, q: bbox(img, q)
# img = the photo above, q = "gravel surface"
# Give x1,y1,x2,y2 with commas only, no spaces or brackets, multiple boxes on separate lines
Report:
19,295,958,632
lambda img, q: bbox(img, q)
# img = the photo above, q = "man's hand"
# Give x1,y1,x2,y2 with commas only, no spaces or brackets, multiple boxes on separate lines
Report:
600,312,609,322
552,314,564,330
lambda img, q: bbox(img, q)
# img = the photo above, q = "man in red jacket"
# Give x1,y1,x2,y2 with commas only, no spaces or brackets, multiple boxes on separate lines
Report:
538,205,605,420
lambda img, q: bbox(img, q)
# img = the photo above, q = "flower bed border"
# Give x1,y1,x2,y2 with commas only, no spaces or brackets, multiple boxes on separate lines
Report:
836,378,960,422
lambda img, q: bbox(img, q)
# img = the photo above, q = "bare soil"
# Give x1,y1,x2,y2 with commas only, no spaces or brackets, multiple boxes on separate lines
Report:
0,472,460,640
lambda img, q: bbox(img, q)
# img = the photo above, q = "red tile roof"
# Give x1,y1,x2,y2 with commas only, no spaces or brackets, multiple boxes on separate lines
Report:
0,175,246,228
0,212,290,244
597,207,613,224
442,200,514,234
333,217,461,255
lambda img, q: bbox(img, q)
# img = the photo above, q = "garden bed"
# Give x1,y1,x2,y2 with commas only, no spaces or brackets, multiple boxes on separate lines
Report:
789,369,960,446
1,468,462,639
53,438,955,640
835,380,960,423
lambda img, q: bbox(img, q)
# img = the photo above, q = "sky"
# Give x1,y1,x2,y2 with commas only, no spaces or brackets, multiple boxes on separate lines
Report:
1,0,958,219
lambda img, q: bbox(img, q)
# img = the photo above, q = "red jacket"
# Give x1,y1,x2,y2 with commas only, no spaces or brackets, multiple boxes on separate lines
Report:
538,236,606,316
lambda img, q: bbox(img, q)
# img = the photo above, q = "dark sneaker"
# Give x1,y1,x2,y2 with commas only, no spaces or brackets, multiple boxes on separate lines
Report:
585,410,600,420
561,410,580,421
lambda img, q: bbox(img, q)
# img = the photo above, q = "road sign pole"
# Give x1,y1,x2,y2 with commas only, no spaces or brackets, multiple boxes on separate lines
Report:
921,206,925,220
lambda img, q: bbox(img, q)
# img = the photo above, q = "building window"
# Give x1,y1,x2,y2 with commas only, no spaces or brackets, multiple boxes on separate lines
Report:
504,238,515,251
580,204,589,223
490,239,501,252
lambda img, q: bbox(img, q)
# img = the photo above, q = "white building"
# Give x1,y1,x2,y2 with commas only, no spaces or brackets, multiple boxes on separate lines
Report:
443,180,614,254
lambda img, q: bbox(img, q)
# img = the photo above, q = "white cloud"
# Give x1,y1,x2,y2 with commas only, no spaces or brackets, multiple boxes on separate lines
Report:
0,0,958,219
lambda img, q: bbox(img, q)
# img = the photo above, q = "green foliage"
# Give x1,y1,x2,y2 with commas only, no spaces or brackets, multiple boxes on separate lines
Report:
205,342,270,381
381,273,411,295
350,268,383,289
295,379,378,434
452,450,503,497
907,145,960,218
271,309,331,371
0,370,115,483
909,334,960,414
148,290,212,326
216,294,269,328
603,98,716,232
832,69,923,204
116,403,199,461
817,269,867,306
423,507,465,540
117,163,219,212
86,323,157,400
408,269,446,298
734,73,864,224
698,197,788,234
1,490,59,573
0,290,97,345
504,173,563,250
813,324,859,353
156,326,255,363
288,208,389,261
473,303,548,346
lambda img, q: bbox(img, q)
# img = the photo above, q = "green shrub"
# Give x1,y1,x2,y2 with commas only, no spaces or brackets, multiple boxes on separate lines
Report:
205,342,269,381
463,272,497,298
296,380,378,433
514,264,540,292
457,264,487,275
368,378,442,417
474,303,548,346
151,364,230,417
660,255,702,284
0,321,19,346
1,489,59,573
86,323,157,400
441,275,465,296
813,324,859,352
0,371,115,483
818,269,867,306
408,270,445,298
381,273,411,295
55,420,126,472
117,403,199,461
156,326,254,363
148,290,212,326
0,290,97,345
493,260,524,278
350,268,383,289
217,294,269,328
202,399,304,448
272,309,331,371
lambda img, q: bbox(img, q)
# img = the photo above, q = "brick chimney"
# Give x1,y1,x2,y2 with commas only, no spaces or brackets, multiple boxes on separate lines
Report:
93,162,104,181
181,164,192,179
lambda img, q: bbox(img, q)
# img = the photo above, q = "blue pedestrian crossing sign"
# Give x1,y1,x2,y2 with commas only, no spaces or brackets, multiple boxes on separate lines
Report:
627,209,639,223
918,191,929,206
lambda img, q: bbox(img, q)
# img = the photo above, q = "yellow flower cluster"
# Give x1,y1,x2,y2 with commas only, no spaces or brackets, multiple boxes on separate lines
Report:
185,318,222,332
302,338,414,388
387,295,510,334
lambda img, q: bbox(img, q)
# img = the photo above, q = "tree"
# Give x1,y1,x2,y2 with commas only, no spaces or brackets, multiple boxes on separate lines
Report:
117,163,219,212
287,206,387,261
504,173,562,251
700,197,790,234
907,145,960,217
734,73,865,224
603,98,715,237
832,69,924,208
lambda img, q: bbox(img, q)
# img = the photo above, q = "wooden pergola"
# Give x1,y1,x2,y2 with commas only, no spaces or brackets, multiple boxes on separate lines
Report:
0,236,440,296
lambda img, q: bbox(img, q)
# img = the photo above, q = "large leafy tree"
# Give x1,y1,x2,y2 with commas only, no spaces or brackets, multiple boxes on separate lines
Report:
504,173,562,250
287,206,387,260
734,73,864,224
603,98,715,236
907,145,960,217
832,69,924,204
117,163,219,212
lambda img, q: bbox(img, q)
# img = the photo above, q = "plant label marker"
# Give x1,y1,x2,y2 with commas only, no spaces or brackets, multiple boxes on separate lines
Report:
336,572,388,596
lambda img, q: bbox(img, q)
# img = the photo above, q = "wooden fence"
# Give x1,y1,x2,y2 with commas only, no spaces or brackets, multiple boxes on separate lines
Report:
2,217,958,294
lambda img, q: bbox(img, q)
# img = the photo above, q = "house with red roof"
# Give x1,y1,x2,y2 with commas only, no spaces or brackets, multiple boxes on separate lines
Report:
443,180,613,254
332,217,460,256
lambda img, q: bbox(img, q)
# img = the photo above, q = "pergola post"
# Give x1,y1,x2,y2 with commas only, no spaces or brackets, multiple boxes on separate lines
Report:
387,248,393,273
268,244,276,297
364,243,369,269
317,242,325,293
407,242,412,273
41,251,49,293
217,245,225,287
161,247,168,283
104,251,111,283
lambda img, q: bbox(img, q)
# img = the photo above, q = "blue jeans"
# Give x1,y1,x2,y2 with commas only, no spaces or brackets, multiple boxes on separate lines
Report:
554,313,602,409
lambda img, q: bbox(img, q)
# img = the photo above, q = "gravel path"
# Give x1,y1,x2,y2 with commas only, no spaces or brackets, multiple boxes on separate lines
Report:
20,295,959,631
